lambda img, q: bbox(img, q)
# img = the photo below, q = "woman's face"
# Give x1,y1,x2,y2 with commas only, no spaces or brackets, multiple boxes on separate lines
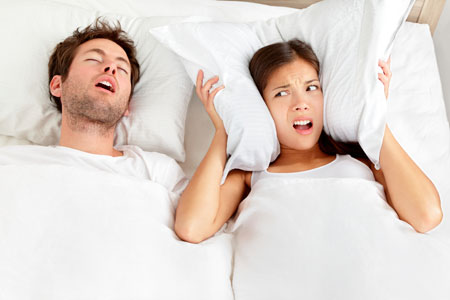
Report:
262,57,323,151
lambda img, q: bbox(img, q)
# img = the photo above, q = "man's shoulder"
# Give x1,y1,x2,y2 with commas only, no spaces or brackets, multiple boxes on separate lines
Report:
0,144,54,156
0,144,72,166
117,145,186,191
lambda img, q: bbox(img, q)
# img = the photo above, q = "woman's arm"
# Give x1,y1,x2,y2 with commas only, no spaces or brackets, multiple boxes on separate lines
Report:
174,70,249,243
374,59,442,233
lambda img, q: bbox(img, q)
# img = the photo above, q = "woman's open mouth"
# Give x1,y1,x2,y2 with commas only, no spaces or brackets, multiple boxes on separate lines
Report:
293,119,313,135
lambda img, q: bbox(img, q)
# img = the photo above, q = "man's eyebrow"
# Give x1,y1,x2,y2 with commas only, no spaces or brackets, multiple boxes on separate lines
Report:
83,48,130,67
272,79,319,91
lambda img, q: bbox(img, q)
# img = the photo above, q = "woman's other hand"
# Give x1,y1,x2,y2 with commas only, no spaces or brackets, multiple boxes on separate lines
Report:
196,70,225,131
378,57,392,100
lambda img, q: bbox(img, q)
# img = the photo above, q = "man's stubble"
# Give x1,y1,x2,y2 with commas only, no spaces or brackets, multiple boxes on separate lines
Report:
61,76,128,135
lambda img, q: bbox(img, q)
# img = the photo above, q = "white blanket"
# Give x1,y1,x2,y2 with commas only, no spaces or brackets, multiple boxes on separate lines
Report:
0,164,233,300
229,177,450,300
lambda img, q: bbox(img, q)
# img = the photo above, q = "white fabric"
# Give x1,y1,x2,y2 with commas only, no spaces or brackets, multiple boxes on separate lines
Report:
47,0,296,21
251,154,375,187
151,0,414,180
0,1,194,162
180,22,450,236
228,177,450,300
0,145,187,204
0,145,233,300
387,23,450,238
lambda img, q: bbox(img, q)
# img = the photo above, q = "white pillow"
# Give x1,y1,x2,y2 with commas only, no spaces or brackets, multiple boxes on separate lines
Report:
0,1,194,162
386,22,450,237
151,0,414,178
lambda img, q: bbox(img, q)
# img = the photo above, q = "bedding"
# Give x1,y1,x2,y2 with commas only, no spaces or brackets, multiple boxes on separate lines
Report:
0,0,449,299
151,0,415,181
0,1,194,162
387,22,450,237
227,177,450,300
181,21,450,236
0,145,233,300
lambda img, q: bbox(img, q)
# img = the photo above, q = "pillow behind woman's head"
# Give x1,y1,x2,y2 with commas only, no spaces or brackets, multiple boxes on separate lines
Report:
151,0,415,180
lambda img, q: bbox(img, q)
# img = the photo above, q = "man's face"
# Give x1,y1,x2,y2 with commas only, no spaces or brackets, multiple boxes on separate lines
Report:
51,38,132,129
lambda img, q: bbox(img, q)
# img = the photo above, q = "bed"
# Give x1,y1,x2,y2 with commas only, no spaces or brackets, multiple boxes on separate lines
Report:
0,0,449,299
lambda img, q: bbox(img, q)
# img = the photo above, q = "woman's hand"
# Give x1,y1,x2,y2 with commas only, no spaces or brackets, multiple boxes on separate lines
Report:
378,57,392,100
196,70,225,131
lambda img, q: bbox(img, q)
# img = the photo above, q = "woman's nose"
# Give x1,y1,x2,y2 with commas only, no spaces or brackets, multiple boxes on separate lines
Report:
292,96,310,111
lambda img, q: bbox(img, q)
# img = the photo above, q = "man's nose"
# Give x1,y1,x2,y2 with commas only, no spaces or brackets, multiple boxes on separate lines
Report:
103,64,117,75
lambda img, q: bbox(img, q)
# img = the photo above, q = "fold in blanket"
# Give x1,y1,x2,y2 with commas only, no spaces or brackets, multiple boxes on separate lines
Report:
228,177,450,300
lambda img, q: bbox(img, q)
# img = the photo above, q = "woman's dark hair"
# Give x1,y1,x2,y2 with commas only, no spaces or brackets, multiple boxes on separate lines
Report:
249,39,368,160
48,18,140,112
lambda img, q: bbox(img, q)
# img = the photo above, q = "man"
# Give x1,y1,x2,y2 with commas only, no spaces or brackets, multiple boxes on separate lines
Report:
48,18,139,157
0,18,187,188
0,18,190,297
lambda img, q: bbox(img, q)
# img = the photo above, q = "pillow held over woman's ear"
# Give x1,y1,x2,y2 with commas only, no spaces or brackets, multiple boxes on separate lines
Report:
151,0,414,179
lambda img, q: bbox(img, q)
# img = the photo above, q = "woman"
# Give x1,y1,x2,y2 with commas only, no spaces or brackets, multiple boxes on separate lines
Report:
175,39,442,243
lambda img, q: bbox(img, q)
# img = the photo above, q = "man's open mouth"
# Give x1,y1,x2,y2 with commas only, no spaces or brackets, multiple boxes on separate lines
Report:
95,80,115,93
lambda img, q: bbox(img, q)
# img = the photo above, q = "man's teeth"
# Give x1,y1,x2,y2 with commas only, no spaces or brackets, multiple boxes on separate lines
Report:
99,81,112,87
294,120,311,126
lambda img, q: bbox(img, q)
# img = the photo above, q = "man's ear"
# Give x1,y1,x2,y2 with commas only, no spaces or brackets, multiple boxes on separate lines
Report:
123,107,130,117
50,75,62,98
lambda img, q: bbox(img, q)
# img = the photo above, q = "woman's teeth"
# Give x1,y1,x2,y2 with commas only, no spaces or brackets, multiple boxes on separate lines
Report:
293,120,311,126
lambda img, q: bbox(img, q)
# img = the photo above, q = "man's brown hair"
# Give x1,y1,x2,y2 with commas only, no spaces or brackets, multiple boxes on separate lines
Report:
48,18,140,112
249,39,367,160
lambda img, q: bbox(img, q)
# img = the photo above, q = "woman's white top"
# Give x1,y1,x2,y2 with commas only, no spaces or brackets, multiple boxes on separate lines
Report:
251,154,375,187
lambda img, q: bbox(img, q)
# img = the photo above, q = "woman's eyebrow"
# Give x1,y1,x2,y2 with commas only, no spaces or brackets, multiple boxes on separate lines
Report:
272,84,290,91
82,48,130,67
272,78,319,91
305,79,319,84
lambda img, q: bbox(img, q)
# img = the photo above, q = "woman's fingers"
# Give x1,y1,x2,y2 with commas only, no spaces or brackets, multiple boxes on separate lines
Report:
195,69,222,102
194,70,225,116
378,58,392,100
378,72,388,84
195,70,204,99
209,85,225,101
378,59,392,78
196,70,204,89
202,76,220,94
193,70,225,130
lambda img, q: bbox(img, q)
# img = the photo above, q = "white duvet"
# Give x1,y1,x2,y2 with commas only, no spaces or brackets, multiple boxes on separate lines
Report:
229,177,450,300
0,164,233,300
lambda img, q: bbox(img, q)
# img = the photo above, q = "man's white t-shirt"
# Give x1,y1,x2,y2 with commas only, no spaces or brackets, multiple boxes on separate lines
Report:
0,144,188,204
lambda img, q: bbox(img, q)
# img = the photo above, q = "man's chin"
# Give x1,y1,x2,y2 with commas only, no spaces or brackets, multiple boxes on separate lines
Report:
64,100,127,130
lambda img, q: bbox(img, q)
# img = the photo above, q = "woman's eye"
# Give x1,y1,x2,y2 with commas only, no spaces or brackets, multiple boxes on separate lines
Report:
275,91,288,97
86,58,100,62
307,85,319,91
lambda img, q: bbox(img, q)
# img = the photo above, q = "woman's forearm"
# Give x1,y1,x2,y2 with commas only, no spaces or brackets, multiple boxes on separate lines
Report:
174,129,228,242
379,126,442,233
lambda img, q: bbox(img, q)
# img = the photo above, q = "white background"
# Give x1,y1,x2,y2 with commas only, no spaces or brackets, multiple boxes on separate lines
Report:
434,0,450,123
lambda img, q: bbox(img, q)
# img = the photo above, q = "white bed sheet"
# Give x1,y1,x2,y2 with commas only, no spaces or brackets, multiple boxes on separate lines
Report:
0,160,233,300
228,177,450,300
181,21,450,236
0,1,449,299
